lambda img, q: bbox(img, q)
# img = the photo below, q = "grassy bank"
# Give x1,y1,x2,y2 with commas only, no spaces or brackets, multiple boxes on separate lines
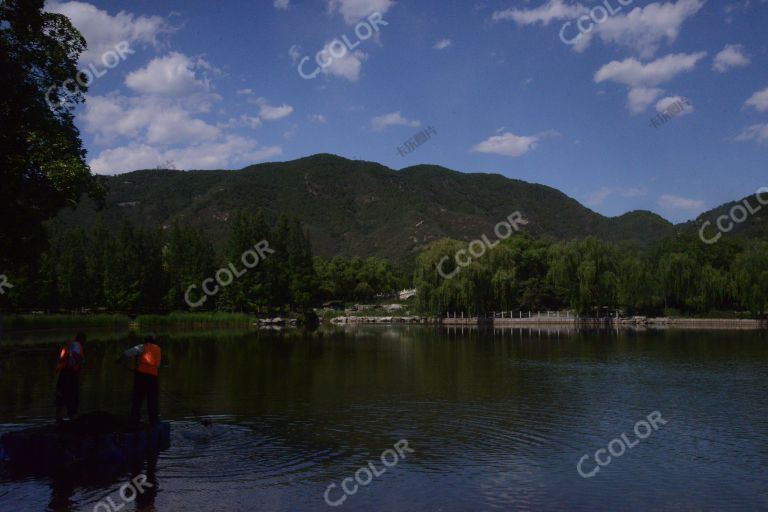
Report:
0,312,257,331
136,312,256,329
0,314,130,331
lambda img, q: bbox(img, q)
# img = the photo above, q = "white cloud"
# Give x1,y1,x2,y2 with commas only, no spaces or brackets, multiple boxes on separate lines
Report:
577,0,705,58
145,109,220,145
45,1,170,65
471,131,555,157
585,186,648,206
595,52,706,88
320,43,368,81
658,194,705,210
628,87,665,113
125,52,211,96
89,137,282,174
491,0,586,25
494,0,703,58
596,53,705,112
218,115,263,130
433,39,452,50
371,112,420,131
327,0,393,24
308,114,328,123
745,87,768,112
252,98,294,121
656,96,693,115
712,44,750,72
274,0,290,10
83,95,220,145
237,88,255,95
734,124,768,144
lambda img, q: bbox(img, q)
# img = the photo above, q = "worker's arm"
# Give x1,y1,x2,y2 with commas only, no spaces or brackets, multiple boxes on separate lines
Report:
116,344,143,363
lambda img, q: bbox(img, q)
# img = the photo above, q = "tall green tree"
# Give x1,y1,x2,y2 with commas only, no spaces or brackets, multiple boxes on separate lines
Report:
732,243,768,317
0,0,103,272
163,222,216,311
218,210,272,312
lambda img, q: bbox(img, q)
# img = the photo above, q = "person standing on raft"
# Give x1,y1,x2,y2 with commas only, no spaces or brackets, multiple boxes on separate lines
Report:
55,332,86,424
118,334,163,425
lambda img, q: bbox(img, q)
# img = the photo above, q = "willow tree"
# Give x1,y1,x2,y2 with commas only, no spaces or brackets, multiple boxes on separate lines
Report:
0,0,103,272
547,237,619,315
732,243,768,317
658,252,699,312
414,239,484,315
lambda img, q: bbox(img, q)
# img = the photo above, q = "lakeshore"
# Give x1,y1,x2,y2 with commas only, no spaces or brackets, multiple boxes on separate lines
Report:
1,311,766,334
332,313,767,330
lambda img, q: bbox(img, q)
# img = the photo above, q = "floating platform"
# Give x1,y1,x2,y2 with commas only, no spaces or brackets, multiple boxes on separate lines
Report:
0,412,170,474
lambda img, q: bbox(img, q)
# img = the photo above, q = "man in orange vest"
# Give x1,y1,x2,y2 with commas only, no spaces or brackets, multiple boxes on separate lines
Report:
55,332,86,423
119,334,162,424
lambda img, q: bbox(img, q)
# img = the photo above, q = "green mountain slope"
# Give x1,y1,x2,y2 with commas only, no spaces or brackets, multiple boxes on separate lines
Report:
58,154,681,260
678,191,768,241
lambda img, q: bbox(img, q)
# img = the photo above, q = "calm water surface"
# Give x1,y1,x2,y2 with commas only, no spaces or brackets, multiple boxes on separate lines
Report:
1,326,767,511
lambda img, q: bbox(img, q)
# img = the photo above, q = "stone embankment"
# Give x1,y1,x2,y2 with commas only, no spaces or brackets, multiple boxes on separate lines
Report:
330,316,435,325
330,314,766,329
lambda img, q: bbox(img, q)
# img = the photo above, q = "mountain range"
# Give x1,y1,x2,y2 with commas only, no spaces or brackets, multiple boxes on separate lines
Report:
56,154,766,261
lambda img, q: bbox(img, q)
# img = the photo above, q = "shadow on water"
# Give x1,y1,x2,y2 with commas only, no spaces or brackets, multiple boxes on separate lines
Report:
43,451,159,512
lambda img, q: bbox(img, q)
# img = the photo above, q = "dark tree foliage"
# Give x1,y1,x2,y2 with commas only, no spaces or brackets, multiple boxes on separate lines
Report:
315,255,406,303
415,234,768,318
0,0,103,272
2,213,324,315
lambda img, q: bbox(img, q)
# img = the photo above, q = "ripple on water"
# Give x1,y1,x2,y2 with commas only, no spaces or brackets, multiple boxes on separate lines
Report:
161,416,340,487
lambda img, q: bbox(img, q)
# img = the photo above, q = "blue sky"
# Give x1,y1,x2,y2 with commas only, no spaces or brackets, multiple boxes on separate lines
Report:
45,0,768,223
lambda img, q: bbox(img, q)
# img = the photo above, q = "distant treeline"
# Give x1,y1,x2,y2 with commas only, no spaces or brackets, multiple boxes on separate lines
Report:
3,215,767,318
414,235,768,317
0,210,405,314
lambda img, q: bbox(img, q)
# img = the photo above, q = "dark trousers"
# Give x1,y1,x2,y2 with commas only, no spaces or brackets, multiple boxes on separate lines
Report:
55,370,79,417
131,372,159,424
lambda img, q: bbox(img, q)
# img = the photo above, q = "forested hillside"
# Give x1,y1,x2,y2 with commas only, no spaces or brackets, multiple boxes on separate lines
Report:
56,154,678,261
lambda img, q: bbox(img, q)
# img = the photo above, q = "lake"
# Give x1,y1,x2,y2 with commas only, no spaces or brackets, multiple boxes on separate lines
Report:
1,326,767,511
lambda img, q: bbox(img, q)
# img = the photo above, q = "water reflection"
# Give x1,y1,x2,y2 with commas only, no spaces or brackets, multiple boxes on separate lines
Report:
1,326,767,511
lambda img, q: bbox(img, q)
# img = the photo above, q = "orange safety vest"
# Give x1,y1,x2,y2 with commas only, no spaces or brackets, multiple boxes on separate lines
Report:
136,343,161,377
57,341,84,372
